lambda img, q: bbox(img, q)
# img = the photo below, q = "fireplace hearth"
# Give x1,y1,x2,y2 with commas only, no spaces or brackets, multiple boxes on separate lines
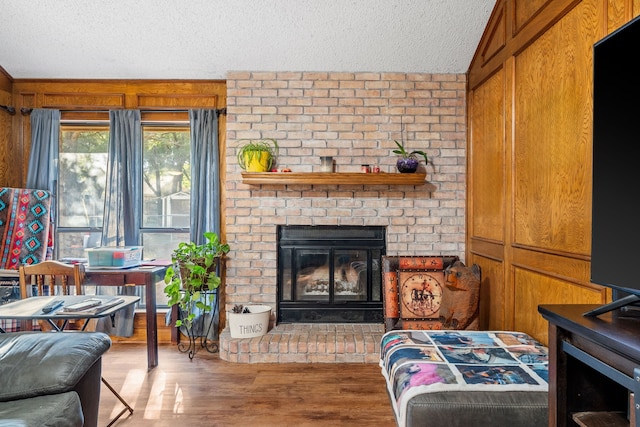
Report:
277,225,385,323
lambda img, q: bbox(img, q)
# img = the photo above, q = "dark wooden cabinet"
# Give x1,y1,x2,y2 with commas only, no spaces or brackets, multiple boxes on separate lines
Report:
539,304,640,427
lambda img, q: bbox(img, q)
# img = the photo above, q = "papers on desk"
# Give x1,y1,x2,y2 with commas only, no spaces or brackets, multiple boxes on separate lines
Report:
140,259,172,266
58,257,88,265
58,297,125,315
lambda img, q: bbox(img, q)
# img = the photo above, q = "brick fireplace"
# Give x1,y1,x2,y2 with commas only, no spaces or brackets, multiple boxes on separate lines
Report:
220,71,467,362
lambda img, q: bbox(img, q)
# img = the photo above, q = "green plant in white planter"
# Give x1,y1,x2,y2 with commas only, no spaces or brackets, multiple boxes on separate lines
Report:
164,231,230,328
228,304,272,338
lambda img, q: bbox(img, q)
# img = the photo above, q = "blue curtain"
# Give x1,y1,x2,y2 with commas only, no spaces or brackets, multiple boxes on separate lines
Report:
26,109,60,191
26,109,60,261
186,109,221,340
189,109,221,243
101,110,142,247
95,110,142,337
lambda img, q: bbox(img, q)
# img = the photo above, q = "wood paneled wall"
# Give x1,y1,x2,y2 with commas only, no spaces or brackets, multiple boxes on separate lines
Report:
1,79,227,187
0,69,15,186
467,0,640,344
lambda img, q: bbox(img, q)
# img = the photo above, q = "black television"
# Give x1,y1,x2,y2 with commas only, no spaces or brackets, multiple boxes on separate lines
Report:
586,14,640,317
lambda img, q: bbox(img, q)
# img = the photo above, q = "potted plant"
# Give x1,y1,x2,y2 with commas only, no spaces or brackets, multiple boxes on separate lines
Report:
237,138,279,172
164,231,230,329
228,304,272,338
393,140,429,173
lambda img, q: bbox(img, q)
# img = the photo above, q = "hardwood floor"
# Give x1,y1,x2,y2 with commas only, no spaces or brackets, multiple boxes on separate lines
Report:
99,343,396,426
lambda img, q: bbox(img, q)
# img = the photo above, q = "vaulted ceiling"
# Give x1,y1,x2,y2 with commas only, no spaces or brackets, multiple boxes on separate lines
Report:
0,0,496,80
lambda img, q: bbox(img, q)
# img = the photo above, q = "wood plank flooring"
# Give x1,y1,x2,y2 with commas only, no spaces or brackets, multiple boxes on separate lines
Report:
99,343,396,426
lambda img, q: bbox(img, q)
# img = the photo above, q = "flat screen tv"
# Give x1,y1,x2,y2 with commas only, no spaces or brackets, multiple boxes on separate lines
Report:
587,14,640,316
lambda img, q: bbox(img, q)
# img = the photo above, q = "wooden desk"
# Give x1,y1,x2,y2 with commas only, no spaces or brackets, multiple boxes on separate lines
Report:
1,265,167,371
84,266,167,370
538,304,640,427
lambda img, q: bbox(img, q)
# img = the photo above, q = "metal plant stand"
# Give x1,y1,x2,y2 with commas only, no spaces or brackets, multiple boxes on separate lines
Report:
176,288,219,359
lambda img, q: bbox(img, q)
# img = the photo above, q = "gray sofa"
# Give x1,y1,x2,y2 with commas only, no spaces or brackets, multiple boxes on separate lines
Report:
0,331,111,427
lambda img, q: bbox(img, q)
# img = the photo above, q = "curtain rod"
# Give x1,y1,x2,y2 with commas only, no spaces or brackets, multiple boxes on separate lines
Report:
0,105,16,115
19,107,227,116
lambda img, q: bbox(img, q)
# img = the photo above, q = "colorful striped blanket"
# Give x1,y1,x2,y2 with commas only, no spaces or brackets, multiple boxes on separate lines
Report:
380,330,549,427
0,187,53,269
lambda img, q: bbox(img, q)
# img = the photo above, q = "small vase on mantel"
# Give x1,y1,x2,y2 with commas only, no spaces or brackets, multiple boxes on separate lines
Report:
396,157,419,173
392,140,428,174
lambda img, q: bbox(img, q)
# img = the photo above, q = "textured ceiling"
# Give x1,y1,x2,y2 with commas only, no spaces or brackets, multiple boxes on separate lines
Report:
0,0,496,80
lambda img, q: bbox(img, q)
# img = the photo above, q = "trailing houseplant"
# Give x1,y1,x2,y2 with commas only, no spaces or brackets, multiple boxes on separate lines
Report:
237,138,279,172
164,231,230,328
392,140,429,173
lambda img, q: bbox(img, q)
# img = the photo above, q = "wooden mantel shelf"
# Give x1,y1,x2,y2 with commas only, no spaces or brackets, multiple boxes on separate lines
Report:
241,172,427,186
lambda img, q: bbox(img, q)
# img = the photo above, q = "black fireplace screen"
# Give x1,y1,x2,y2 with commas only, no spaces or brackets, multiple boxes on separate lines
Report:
277,225,385,323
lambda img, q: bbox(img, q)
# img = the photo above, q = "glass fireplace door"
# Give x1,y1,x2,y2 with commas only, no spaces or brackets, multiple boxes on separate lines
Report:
296,249,331,302
277,225,385,323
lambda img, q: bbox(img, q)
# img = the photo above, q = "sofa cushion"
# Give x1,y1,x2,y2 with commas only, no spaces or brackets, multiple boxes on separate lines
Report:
0,331,111,401
404,390,548,427
0,392,84,427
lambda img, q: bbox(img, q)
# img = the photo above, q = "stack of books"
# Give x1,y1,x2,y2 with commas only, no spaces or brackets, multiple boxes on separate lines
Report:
59,297,124,315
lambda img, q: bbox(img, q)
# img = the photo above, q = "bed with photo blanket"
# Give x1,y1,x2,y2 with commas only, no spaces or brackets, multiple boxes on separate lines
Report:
380,330,549,427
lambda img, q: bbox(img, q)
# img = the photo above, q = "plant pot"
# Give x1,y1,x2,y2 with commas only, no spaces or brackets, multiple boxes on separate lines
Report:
177,258,218,287
243,151,272,172
396,157,419,173
228,305,271,338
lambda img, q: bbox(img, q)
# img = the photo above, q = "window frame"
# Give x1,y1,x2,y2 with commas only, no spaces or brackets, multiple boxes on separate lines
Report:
56,112,193,260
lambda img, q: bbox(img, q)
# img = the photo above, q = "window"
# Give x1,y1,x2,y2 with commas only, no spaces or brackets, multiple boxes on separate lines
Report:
57,125,109,259
57,121,192,260
57,118,193,305
25,106,222,316
139,126,192,261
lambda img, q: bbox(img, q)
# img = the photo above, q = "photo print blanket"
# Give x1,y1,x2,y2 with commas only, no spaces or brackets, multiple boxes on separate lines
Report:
380,330,549,427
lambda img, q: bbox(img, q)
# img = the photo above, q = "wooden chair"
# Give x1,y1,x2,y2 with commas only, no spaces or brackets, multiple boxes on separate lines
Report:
19,260,86,331
19,260,84,299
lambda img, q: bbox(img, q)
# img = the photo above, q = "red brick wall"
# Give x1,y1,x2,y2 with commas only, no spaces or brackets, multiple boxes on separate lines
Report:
224,71,467,313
